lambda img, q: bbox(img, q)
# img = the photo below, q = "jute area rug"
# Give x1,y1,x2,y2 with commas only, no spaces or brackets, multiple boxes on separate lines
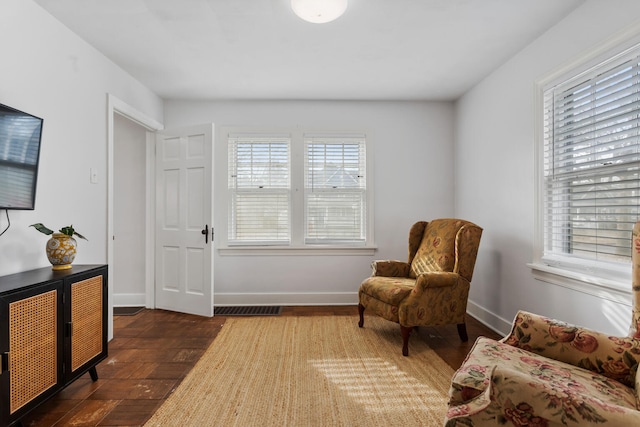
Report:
144,315,454,427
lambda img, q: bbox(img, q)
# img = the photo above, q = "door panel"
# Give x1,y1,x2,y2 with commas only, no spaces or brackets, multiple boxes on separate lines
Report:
155,124,214,317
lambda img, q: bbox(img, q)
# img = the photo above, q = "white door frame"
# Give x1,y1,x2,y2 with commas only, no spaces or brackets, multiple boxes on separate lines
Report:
106,94,163,340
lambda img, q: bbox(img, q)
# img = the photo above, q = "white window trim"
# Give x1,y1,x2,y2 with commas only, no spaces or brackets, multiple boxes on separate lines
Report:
526,262,632,306
531,24,640,298
218,127,376,255
219,246,377,256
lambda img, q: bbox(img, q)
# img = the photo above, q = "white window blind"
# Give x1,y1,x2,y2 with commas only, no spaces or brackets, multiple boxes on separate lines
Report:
304,135,366,244
228,136,291,244
543,46,640,271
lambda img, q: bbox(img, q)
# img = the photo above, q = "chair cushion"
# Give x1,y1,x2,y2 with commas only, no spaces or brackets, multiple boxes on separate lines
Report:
358,277,415,323
447,337,639,426
410,219,463,278
359,277,415,306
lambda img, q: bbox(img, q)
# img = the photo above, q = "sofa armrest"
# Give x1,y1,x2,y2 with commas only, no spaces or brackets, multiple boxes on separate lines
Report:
371,260,410,277
502,310,640,388
447,336,640,426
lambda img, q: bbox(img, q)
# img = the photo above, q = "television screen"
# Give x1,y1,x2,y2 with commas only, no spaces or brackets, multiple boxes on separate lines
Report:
0,103,43,210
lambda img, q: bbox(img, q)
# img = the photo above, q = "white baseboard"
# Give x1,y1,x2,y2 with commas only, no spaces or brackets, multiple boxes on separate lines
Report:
214,292,358,306
466,300,512,336
213,294,512,336
113,292,146,307
141,290,511,334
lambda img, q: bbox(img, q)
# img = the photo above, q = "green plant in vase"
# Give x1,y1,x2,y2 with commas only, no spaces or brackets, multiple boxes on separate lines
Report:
30,223,88,270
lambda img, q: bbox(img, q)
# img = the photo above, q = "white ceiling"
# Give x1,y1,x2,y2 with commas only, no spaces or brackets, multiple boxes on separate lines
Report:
33,0,585,101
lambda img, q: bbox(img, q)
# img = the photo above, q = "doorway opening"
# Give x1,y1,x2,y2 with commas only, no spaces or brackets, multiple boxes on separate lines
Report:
107,94,163,340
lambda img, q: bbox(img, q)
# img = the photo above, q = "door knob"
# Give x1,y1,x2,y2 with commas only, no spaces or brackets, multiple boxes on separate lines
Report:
201,224,209,244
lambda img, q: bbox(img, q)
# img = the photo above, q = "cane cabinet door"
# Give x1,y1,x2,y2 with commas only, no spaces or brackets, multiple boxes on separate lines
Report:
0,281,64,425
64,266,108,383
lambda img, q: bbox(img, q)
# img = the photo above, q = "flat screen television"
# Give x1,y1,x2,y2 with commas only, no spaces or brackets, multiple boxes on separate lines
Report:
0,103,43,210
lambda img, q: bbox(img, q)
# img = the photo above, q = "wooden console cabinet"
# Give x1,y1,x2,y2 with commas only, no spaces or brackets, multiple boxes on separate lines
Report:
0,265,108,426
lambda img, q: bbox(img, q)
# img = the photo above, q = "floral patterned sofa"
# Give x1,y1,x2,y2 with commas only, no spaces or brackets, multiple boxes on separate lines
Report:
445,222,640,426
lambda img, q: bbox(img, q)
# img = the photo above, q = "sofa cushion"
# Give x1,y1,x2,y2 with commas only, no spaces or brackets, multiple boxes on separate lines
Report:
448,337,638,426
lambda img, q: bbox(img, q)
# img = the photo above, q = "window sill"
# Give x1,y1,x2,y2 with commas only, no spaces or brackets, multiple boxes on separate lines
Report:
527,263,632,306
218,246,377,256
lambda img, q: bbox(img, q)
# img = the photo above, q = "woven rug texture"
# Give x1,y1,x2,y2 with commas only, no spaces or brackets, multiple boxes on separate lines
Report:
144,315,454,427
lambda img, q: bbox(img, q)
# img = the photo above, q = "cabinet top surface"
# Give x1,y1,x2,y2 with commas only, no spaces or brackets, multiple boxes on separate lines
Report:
0,265,107,294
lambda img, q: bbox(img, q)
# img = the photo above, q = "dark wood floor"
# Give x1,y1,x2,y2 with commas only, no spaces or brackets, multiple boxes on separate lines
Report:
20,306,502,427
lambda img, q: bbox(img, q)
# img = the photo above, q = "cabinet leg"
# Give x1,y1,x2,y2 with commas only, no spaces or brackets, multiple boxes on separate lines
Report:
89,366,98,382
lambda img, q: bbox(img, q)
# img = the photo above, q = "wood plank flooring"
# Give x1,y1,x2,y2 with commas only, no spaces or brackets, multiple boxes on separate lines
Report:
20,306,502,427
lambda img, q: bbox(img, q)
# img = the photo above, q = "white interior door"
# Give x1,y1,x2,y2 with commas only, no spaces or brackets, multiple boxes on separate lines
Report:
155,124,214,317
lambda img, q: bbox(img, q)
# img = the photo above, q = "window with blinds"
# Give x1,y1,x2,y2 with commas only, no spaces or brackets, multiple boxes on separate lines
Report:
542,46,640,271
226,130,370,248
304,136,366,244
228,136,291,244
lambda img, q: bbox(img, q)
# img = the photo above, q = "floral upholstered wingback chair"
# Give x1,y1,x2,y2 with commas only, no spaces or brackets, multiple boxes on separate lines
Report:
444,222,640,426
358,218,482,356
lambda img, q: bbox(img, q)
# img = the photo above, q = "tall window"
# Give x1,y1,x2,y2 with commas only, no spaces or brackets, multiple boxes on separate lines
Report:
226,131,370,248
228,135,291,244
541,45,640,278
304,136,367,244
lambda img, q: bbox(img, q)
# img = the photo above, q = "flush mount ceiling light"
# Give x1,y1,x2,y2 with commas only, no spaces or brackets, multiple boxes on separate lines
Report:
291,0,348,24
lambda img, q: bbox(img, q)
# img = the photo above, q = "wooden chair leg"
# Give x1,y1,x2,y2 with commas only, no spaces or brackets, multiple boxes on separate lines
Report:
400,325,412,356
358,303,365,327
457,322,468,342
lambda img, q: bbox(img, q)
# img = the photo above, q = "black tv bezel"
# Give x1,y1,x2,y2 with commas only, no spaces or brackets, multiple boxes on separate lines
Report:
0,103,44,210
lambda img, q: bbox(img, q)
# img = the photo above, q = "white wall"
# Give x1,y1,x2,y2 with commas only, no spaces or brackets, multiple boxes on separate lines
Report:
164,100,455,304
12,0,633,337
1,0,164,341
113,114,147,305
456,0,640,335
0,0,163,278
